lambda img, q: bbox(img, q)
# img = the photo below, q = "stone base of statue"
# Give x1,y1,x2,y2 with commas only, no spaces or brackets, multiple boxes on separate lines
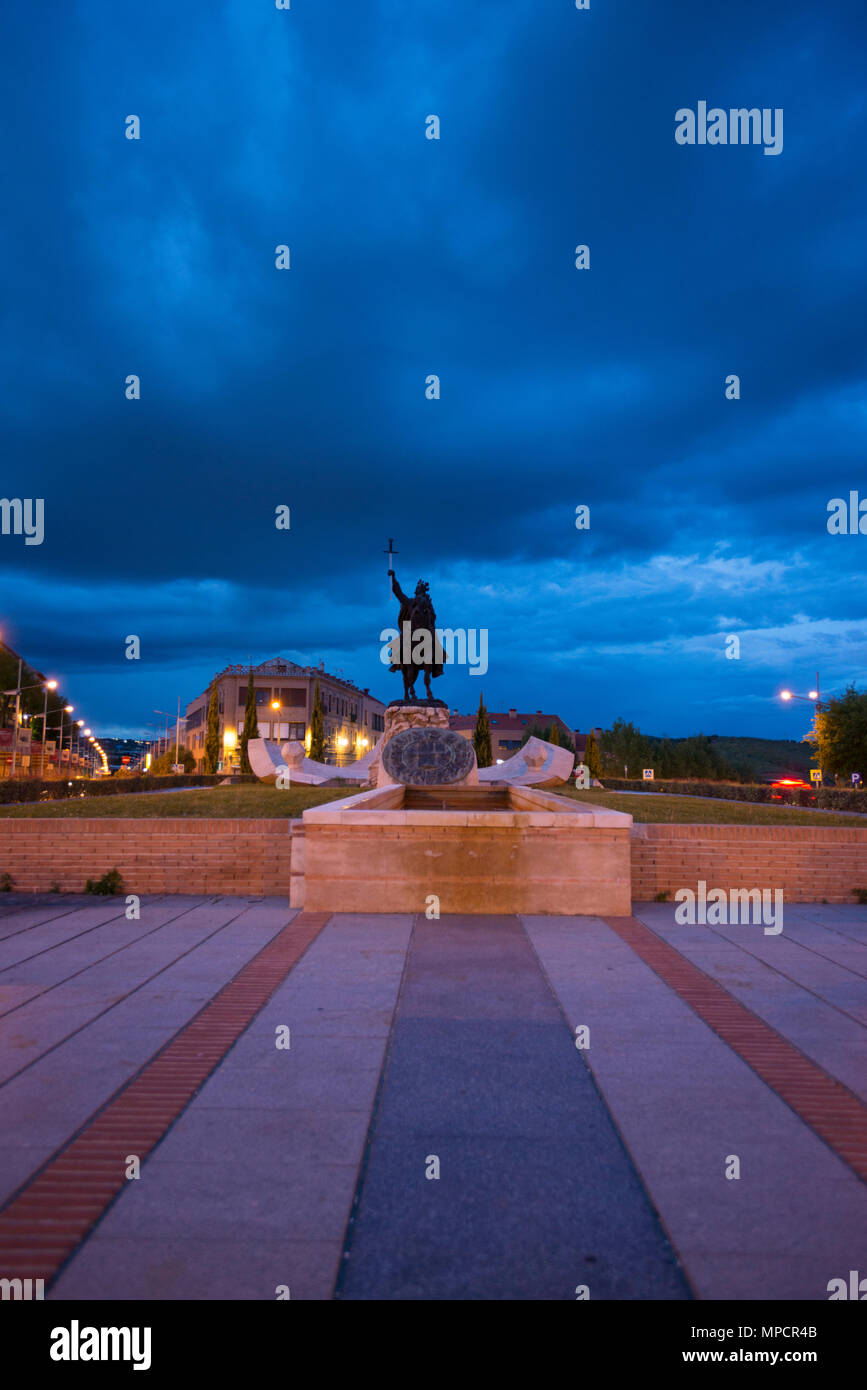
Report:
368,702,478,788
386,697,448,710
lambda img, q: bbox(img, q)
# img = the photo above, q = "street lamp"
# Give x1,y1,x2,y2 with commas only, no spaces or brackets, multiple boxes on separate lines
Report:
155,710,172,759
39,680,58,778
53,705,73,775
778,673,820,707
68,717,81,774
778,676,822,781
270,699,281,746
4,672,58,778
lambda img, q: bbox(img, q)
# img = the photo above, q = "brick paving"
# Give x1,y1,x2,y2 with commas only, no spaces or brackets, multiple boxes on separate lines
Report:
603,914,867,1182
0,895,864,1299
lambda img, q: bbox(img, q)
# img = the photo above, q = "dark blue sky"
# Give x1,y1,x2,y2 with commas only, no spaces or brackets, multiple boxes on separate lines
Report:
2,0,865,739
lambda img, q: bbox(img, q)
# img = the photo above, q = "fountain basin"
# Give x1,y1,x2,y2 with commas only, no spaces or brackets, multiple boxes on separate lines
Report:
290,783,632,916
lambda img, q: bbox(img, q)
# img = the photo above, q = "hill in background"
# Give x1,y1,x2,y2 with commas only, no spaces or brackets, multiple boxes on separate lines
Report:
706,735,813,782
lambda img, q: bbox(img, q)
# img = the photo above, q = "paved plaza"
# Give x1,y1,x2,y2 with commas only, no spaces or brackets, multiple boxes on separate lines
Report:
0,894,865,1300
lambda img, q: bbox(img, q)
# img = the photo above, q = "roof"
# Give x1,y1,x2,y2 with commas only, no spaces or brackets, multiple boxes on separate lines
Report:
211,659,384,703
449,712,575,736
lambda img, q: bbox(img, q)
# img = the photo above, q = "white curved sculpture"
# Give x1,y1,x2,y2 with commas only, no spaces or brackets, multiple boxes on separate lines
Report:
477,735,574,787
249,732,572,789
247,737,383,786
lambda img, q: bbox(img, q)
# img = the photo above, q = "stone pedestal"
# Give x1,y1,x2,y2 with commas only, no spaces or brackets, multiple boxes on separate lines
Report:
368,702,450,787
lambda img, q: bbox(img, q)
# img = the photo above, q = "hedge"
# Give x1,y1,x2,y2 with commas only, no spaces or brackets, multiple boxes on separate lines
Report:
816,788,867,812
599,778,818,807
0,774,221,806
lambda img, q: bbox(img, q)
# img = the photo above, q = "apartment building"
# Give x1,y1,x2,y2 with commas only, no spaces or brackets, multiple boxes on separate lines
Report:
184,658,386,772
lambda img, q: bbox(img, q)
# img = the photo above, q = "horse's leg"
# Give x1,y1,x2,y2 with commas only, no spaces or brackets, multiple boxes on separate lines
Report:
424,668,433,701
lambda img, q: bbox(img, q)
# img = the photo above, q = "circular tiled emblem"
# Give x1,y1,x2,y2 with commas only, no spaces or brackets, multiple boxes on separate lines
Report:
382,727,475,786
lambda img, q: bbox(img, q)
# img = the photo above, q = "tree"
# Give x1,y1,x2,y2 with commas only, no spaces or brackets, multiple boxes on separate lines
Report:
584,731,601,779
309,679,326,762
204,680,220,773
240,668,258,773
150,747,196,774
600,718,653,777
548,722,560,747
520,722,545,748
813,685,867,782
473,693,493,768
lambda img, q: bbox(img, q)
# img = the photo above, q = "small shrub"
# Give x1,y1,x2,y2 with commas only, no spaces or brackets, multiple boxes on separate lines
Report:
50,881,62,894
0,872,14,892
653,890,669,902
84,868,125,896
852,887,867,905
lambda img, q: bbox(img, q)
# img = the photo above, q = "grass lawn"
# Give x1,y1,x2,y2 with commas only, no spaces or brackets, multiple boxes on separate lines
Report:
551,786,866,827
0,785,351,819
1,782,864,827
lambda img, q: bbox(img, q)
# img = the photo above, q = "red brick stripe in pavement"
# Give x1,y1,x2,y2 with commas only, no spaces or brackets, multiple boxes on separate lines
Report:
603,915,867,1184
0,911,331,1284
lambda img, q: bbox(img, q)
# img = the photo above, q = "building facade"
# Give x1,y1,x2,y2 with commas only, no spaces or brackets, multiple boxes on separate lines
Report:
184,658,387,772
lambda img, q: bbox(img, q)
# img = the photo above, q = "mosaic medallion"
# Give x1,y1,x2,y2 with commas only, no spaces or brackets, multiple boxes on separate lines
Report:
381,726,475,786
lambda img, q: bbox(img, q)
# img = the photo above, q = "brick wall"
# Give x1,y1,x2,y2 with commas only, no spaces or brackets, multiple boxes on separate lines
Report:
631,823,867,903
0,819,293,896
2,818,867,903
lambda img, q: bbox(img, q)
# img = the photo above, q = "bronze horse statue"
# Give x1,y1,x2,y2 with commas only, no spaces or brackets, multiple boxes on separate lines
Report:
388,570,445,701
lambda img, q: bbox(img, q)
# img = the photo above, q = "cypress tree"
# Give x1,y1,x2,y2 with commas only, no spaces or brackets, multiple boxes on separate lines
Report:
584,731,601,779
309,679,326,762
473,693,493,768
204,680,220,773
548,722,561,747
240,668,258,772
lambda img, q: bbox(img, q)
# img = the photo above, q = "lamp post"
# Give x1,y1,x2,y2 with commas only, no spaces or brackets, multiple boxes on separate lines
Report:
779,673,820,707
174,697,182,771
3,673,60,778
270,698,281,748
155,710,173,763
56,705,72,776
63,707,75,774
39,680,58,777
9,657,22,776
779,677,822,784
